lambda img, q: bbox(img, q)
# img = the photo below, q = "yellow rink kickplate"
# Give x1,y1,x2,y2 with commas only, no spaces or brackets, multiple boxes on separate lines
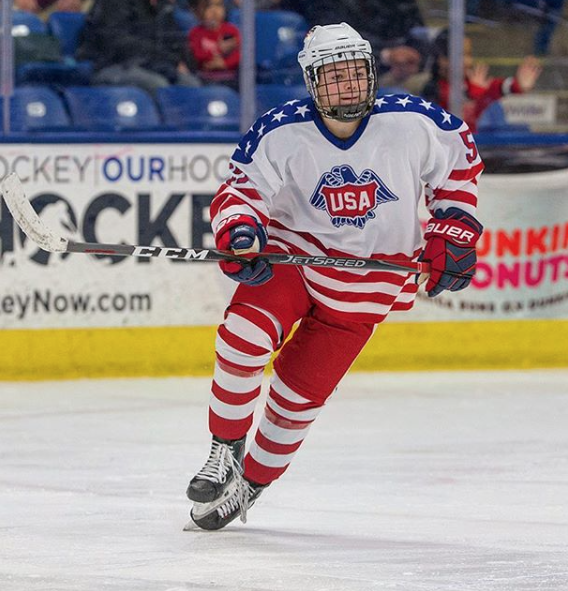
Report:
0,319,566,381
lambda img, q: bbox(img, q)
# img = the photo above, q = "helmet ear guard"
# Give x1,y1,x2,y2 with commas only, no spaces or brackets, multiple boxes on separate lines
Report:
298,23,378,122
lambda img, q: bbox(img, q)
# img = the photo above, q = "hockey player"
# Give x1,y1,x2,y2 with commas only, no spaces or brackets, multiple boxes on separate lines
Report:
186,23,484,530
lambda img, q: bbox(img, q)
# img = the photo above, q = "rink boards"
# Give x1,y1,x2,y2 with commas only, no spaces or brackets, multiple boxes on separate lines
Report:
1,319,567,380
0,142,567,379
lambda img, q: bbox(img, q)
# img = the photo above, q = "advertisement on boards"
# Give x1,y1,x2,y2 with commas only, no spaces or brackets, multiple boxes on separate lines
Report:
0,143,232,329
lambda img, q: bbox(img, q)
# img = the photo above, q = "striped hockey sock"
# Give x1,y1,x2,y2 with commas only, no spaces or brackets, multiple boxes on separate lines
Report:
244,371,324,485
209,304,281,440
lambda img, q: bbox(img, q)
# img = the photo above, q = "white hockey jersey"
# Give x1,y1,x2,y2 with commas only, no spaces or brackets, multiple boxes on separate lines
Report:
211,95,484,323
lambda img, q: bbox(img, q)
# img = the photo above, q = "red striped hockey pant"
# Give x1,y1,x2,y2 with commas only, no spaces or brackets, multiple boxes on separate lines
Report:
209,263,374,486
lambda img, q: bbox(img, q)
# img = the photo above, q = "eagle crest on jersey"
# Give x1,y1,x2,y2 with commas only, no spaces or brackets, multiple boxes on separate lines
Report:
309,165,398,229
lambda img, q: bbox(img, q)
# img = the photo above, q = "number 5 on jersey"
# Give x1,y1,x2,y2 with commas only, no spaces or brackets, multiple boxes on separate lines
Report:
459,130,479,164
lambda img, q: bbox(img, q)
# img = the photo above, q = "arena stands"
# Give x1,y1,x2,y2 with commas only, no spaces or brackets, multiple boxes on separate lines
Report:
3,2,568,136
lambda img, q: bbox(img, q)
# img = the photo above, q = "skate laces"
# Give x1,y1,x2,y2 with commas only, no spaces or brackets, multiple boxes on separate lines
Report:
217,473,254,524
195,438,257,524
224,451,250,524
197,440,235,484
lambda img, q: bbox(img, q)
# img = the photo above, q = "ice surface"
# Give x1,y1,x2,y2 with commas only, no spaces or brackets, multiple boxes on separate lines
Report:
0,370,567,591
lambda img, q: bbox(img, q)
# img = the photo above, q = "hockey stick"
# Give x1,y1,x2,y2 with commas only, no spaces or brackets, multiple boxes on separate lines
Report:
1,172,431,275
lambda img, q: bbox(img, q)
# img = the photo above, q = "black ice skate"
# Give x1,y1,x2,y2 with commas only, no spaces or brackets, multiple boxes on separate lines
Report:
186,435,246,503
190,475,266,531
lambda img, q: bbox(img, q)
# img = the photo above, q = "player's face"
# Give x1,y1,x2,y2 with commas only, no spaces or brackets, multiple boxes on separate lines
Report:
316,59,369,109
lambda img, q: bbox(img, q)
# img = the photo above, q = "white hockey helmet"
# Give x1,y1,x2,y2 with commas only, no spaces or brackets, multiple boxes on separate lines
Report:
297,23,377,121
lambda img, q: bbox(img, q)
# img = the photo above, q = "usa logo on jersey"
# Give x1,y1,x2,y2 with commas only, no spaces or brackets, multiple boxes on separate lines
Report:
309,165,399,229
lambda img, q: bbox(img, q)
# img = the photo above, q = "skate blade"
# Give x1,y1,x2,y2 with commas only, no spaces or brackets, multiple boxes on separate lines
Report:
183,519,199,531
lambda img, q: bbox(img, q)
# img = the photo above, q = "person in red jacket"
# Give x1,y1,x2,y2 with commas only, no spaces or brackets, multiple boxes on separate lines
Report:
188,0,240,88
422,30,542,132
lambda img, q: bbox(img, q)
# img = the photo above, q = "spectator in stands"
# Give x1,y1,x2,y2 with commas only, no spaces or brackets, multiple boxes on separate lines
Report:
285,0,425,60
422,30,542,132
188,0,240,88
378,45,430,95
77,0,201,95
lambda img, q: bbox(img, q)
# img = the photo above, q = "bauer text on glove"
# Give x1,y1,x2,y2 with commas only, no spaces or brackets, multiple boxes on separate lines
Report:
419,207,483,298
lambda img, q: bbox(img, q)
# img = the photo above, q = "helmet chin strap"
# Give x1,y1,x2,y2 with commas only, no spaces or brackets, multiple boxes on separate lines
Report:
323,101,371,122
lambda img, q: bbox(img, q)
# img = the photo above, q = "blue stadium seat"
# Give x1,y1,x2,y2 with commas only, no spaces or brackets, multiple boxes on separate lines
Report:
16,61,93,86
47,11,87,57
229,10,308,82
257,11,308,69
256,84,307,116
1,87,72,132
62,86,162,131
173,7,198,34
13,11,91,86
12,10,47,35
156,85,240,131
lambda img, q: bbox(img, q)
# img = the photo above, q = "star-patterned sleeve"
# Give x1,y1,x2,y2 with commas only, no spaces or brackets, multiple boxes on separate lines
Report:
371,95,484,218
210,99,312,234
420,114,484,218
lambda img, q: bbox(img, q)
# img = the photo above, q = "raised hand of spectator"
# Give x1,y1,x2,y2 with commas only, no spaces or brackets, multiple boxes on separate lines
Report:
515,56,542,92
466,62,490,90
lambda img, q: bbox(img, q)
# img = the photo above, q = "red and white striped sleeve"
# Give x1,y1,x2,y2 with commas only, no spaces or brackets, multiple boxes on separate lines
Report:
421,121,484,218
210,135,282,235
